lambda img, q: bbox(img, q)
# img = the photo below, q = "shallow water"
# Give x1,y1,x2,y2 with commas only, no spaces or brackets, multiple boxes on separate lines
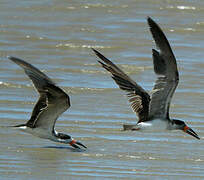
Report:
0,0,204,179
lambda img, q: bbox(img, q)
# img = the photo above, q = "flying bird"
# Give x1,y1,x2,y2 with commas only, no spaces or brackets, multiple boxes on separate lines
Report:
8,56,87,149
92,17,200,139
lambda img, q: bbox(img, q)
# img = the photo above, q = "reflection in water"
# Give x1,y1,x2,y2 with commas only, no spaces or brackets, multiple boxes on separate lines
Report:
43,145,86,152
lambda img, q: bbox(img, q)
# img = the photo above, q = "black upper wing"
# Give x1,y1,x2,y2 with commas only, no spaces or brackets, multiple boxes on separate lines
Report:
147,17,179,119
8,56,70,132
93,49,150,123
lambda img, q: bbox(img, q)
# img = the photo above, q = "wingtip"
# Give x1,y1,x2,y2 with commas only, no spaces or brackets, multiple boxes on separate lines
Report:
92,48,105,61
91,48,99,55
91,47,96,52
147,16,156,28
7,56,14,61
147,16,151,21
7,56,22,62
7,56,28,68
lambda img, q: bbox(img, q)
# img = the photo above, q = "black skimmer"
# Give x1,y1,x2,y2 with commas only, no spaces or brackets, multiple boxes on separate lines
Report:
7,56,87,149
92,17,200,139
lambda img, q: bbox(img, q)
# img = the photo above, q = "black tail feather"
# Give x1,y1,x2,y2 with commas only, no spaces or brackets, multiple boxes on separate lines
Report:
11,124,26,128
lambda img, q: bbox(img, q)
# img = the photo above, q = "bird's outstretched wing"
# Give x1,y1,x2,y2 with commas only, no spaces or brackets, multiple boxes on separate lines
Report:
92,49,150,123
147,17,179,119
8,56,70,132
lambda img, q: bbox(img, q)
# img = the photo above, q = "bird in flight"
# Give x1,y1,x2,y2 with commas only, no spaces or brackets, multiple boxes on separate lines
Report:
92,17,200,140
8,56,87,149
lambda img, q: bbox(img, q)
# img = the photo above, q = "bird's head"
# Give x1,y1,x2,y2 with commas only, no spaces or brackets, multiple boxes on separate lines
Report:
57,133,87,149
172,119,200,139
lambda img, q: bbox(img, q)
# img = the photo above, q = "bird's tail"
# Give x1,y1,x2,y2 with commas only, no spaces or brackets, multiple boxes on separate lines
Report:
11,124,26,127
0,124,26,128
0,125,13,128
123,124,139,131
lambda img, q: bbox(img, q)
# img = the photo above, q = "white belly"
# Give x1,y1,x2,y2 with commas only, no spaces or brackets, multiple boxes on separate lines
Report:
137,119,168,131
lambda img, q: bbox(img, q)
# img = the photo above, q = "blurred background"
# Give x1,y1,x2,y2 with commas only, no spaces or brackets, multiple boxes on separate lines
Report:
0,0,204,179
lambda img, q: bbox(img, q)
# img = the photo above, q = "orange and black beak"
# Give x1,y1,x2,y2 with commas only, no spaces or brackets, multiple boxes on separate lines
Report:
183,126,200,139
69,139,87,149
